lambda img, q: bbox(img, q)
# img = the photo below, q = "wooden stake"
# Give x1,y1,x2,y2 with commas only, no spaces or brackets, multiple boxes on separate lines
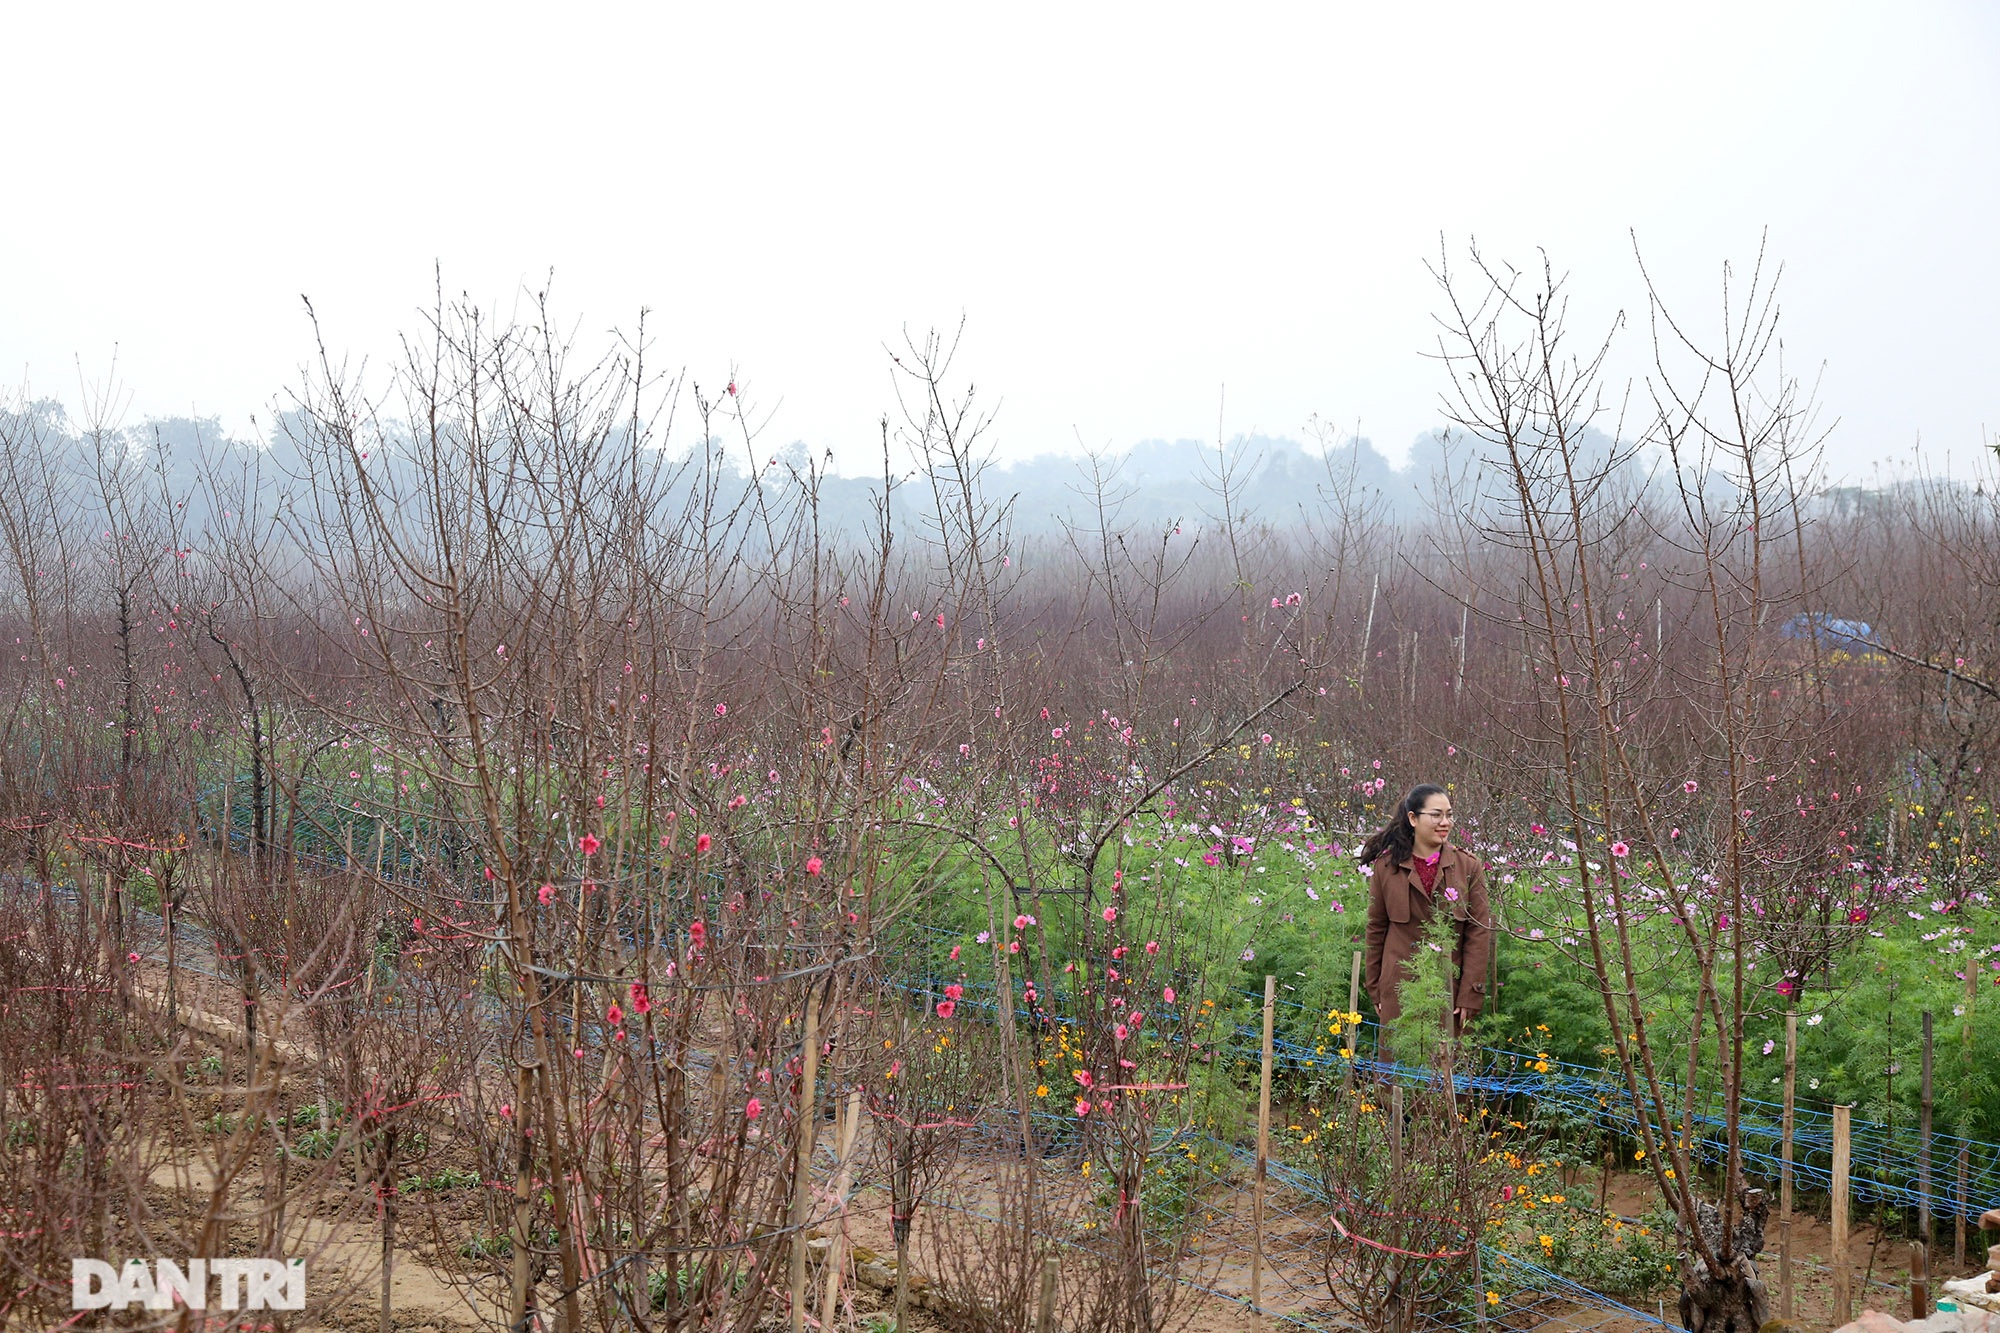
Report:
1780,1009,1797,1321
365,827,386,1003
1832,1104,1852,1325
1454,600,1469,705
1916,1010,1933,1319
1358,573,1379,692
1036,1254,1058,1333
1472,1243,1487,1330
1252,974,1275,1317
1390,1082,1405,1180
509,1061,535,1332
789,996,821,1333
820,1089,863,1331
1961,963,1976,1268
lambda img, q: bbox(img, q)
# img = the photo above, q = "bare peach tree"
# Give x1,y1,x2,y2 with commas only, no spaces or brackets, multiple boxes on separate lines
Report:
1431,238,1875,1333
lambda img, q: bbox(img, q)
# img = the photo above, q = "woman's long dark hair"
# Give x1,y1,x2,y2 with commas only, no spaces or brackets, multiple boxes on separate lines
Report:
1355,783,1448,867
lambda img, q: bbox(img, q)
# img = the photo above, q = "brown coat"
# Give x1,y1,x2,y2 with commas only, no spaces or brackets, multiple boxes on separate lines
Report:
1363,844,1495,1022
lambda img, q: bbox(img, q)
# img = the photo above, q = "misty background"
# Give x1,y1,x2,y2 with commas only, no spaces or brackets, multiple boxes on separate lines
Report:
2,3,1995,485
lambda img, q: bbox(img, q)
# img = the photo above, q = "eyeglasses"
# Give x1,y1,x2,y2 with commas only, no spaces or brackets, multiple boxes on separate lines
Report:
1415,809,1453,820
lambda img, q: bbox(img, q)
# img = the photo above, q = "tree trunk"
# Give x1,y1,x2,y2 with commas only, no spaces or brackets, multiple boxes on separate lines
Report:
1679,1189,1770,1333
1678,1263,1769,1333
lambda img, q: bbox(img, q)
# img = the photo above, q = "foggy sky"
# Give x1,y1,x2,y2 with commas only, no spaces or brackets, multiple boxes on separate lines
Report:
3,2,1995,482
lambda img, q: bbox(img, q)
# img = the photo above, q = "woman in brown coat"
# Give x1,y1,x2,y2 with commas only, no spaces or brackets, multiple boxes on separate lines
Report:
1360,783,1494,1033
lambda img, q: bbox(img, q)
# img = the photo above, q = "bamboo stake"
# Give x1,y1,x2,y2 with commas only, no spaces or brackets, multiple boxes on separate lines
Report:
1780,1009,1796,1321
1833,1104,1852,1325
819,1089,863,1331
1916,1011,1933,1319
1036,1254,1058,1333
1252,974,1275,1318
790,997,821,1333
1342,949,1362,1093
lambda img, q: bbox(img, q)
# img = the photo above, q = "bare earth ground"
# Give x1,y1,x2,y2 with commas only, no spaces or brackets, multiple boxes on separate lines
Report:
119,1133,1969,1333
90,963,1978,1331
